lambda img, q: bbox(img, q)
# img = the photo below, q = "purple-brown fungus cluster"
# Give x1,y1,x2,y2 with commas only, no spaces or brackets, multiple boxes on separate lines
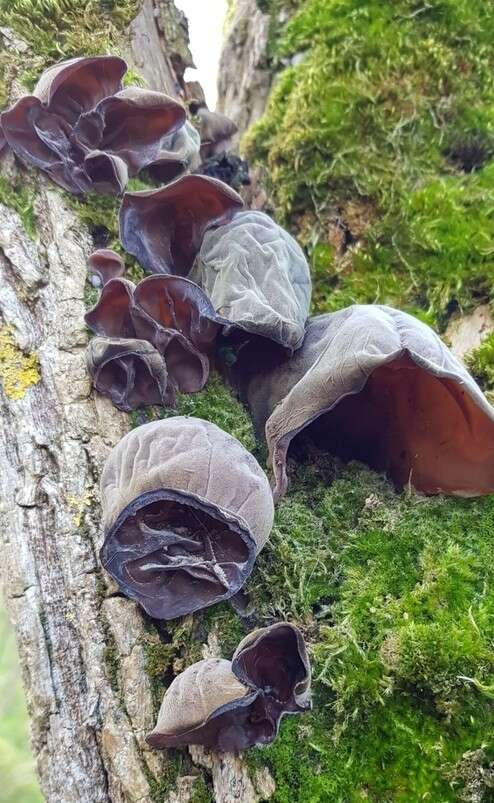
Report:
146,622,311,751
85,272,219,410
0,56,197,194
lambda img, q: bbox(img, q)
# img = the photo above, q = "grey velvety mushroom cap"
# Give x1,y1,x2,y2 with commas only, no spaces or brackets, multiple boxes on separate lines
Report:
100,417,274,619
193,210,312,351
146,622,311,751
241,305,494,501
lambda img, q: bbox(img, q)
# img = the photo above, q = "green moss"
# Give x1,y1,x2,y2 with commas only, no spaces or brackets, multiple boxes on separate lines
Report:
244,458,494,801
0,175,37,239
246,0,494,329
189,776,214,803
466,331,494,391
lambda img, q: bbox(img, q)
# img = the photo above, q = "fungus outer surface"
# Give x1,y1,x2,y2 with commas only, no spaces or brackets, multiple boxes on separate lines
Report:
195,210,312,351
119,175,244,275
146,622,311,751
100,417,274,619
147,120,201,184
88,249,126,288
86,336,170,411
241,305,494,500
84,278,136,338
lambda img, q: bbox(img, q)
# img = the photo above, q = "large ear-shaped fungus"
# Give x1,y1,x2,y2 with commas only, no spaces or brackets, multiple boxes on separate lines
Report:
131,275,220,394
190,100,238,160
240,305,494,501
84,278,136,338
1,56,128,194
99,417,274,618
73,87,186,176
119,175,244,275
86,337,171,411
146,622,311,751
147,120,201,183
194,210,312,351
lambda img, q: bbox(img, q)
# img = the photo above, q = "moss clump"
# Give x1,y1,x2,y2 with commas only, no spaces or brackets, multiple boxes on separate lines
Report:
246,0,494,329
244,458,494,801
189,776,214,803
0,175,37,239
0,326,40,400
466,332,494,391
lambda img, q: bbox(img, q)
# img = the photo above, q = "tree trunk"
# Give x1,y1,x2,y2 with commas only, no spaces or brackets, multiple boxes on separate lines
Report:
0,13,272,803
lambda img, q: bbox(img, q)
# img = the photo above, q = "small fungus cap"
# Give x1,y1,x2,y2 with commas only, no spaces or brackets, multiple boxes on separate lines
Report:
100,417,274,618
88,249,126,288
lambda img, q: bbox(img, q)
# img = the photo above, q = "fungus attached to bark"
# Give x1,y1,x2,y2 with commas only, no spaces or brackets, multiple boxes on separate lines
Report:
86,336,170,411
119,175,244,275
194,210,312,351
239,305,494,500
146,622,311,751
131,275,220,393
84,278,136,338
1,57,186,194
147,120,201,183
88,249,126,288
100,417,274,618
189,100,238,160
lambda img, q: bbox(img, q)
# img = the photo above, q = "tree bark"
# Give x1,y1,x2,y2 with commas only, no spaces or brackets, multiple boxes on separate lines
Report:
0,14,273,803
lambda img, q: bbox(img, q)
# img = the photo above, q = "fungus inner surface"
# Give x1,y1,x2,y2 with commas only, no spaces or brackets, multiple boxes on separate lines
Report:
102,490,253,618
292,353,494,495
235,626,307,706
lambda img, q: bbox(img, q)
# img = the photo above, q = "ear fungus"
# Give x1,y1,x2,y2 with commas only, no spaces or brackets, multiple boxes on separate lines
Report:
88,249,126,288
194,210,312,351
146,622,311,751
147,120,201,183
238,305,494,501
131,275,220,394
86,337,171,411
73,87,186,176
84,278,136,338
191,102,238,160
99,417,274,619
119,175,244,275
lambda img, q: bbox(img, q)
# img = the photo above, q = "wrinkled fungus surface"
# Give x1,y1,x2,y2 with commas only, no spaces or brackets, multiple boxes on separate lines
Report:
86,336,170,411
1,56,186,194
119,174,244,275
100,417,274,618
88,249,126,288
147,120,201,184
194,210,312,351
240,305,494,500
146,622,311,751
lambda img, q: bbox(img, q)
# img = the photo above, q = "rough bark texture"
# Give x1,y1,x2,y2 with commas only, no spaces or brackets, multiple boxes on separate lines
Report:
217,0,272,135
0,12,272,803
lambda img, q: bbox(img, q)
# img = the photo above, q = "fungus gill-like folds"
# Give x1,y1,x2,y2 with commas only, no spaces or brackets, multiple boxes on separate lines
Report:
100,417,274,619
1,57,186,194
194,210,312,351
146,622,311,751
240,305,494,501
119,175,244,275
86,336,170,411
88,249,126,288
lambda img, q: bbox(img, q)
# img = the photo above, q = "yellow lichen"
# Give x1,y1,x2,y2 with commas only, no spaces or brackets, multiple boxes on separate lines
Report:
66,491,92,527
0,325,40,400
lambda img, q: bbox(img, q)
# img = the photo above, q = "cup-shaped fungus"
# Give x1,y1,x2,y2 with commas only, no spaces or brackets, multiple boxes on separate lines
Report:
85,278,136,338
100,417,274,618
239,305,494,501
189,100,238,160
131,275,220,393
119,175,244,275
193,210,312,351
88,249,126,288
1,57,186,194
86,337,171,411
147,120,201,183
146,622,311,751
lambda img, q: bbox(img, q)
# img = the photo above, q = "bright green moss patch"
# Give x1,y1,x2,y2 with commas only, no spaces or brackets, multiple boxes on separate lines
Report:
246,0,494,329
0,175,37,239
466,332,494,392
244,458,494,801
